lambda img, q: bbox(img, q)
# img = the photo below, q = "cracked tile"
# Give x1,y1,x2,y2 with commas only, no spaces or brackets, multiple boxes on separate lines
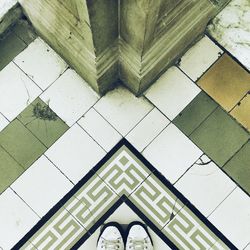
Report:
0,188,39,250
197,54,250,111
178,35,223,81
11,155,74,217
0,62,42,121
126,108,170,152
190,107,249,167
145,66,200,120
143,123,202,183
175,155,236,217
0,119,47,169
45,124,105,184
78,108,122,152
14,38,67,90
18,98,69,147
41,69,99,126
95,86,153,136
208,187,250,249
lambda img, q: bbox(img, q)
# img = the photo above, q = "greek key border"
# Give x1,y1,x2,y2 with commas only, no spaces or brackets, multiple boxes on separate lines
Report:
12,139,237,250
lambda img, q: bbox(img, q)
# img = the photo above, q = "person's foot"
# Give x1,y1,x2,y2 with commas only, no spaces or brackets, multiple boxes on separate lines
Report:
126,222,153,250
97,222,125,250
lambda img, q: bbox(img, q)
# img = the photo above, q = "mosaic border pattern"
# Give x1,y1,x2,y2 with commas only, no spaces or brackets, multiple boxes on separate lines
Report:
13,139,237,250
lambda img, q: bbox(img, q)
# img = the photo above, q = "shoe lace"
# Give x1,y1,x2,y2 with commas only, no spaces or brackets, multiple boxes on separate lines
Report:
100,238,121,250
128,238,148,250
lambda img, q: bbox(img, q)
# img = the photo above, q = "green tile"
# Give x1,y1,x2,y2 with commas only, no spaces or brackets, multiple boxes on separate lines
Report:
0,31,26,70
0,119,47,169
173,91,218,135
0,146,24,193
12,19,37,45
223,141,250,193
190,107,250,167
18,98,69,148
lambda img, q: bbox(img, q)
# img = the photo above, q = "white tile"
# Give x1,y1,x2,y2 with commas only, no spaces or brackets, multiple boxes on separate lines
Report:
0,188,39,249
179,35,223,81
175,155,236,217
126,108,170,152
45,124,105,184
145,66,200,120
14,38,67,90
0,113,9,132
209,187,250,249
11,155,73,217
143,123,202,183
244,243,250,250
0,62,42,121
78,108,122,152
95,86,153,136
41,69,99,126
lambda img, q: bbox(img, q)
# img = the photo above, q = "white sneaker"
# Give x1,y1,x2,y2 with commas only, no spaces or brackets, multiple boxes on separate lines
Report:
97,222,125,250
126,222,154,250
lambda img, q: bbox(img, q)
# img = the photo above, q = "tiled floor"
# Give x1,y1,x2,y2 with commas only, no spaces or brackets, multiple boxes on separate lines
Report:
0,22,249,250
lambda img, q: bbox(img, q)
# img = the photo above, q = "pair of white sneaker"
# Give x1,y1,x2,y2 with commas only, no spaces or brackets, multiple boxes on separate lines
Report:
97,221,154,250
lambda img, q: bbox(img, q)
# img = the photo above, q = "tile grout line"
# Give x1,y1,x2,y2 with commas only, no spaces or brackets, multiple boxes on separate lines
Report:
9,186,41,219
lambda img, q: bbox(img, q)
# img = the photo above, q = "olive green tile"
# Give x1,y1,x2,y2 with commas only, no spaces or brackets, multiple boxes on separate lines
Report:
0,119,47,169
173,91,218,136
18,98,69,148
12,19,37,45
190,108,250,167
0,31,26,71
0,146,24,193
223,141,250,194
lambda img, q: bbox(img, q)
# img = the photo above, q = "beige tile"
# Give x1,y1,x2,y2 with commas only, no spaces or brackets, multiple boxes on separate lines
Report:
197,54,250,111
230,94,250,131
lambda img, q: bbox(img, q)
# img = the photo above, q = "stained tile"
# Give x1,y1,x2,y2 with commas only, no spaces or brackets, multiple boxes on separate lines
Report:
230,94,250,131
0,119,47,169
145,66,200,120
18,98,69,147
45,124,105,184
78,108,121,152
197,54,250,111
0,62,42,121
95,86,153,136
178,35,223,81
223,141,250,194
175,155,236,217
0,113,9,132
11,155,73,217
173,91,218,136
209,187,250,249
0,31,26,71
14,38,67,90
190,107,249,167
0,188,39,250
13,19,37,45
0,146,24,194
143,124,202,183
41,69,99,126
126,108,170,152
